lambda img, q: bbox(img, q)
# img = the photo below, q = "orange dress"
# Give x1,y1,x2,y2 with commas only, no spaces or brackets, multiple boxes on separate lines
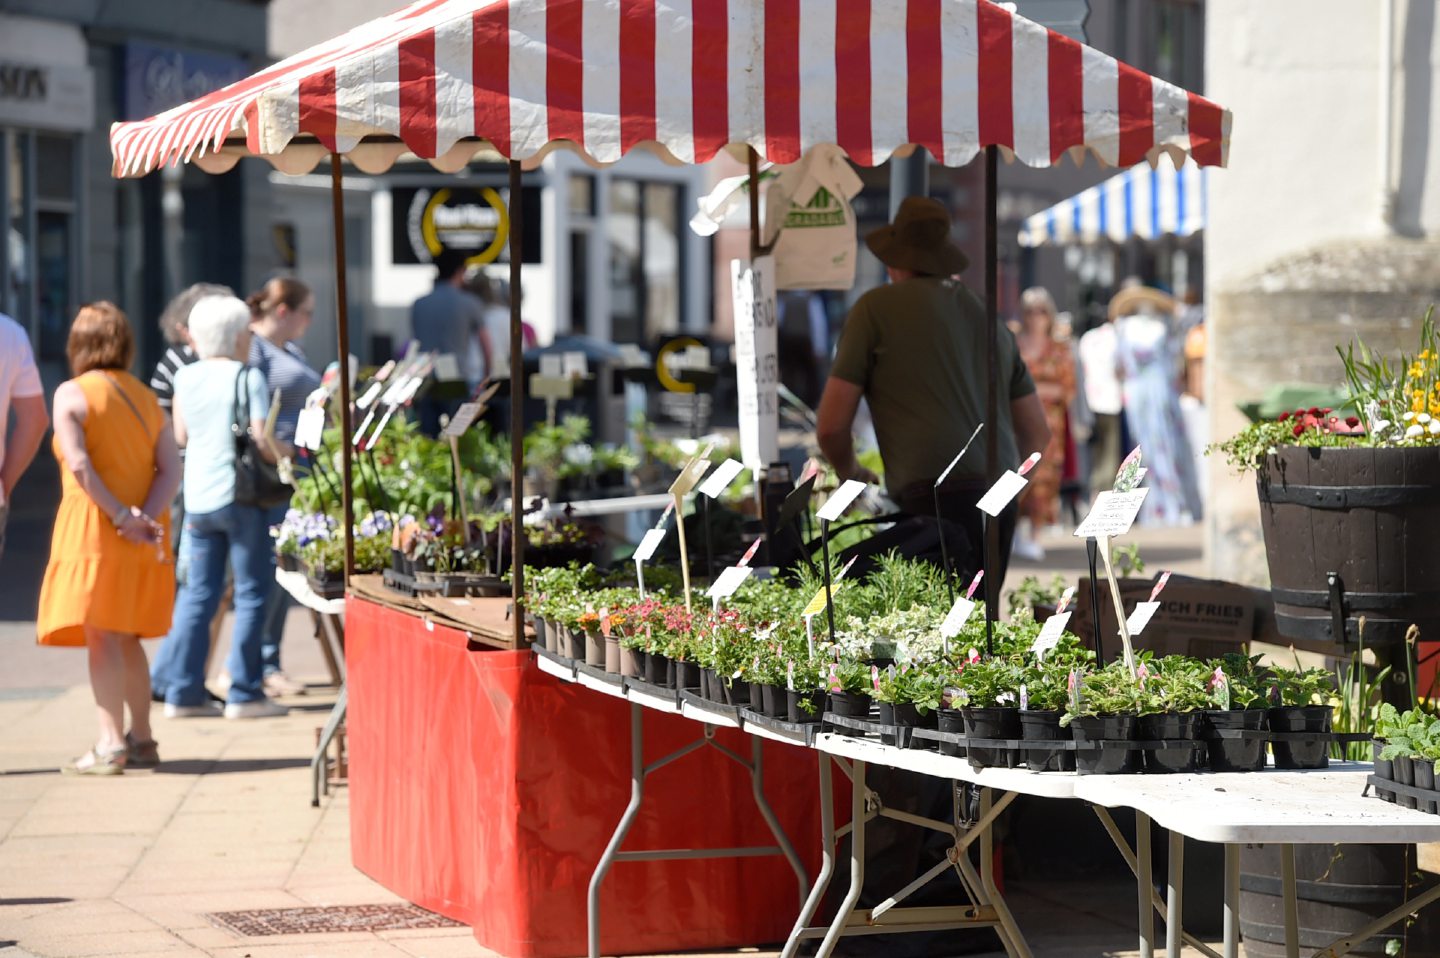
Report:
1019,337,1076,527
37,371,174,646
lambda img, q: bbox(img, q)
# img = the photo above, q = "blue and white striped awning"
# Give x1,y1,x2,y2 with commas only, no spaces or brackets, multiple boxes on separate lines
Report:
1018,156,1206,248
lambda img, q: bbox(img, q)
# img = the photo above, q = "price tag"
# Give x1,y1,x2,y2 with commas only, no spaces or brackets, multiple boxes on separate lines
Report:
633,528,667,562
708,565,753,600
816,479,867,522
1125,601,1162,635
295,406,325,451
1073,489,1150,538
940,597,978,639
562,352,589,377
976,470,1029,517
1031,611,1073,658
441,402,483,439
356,381,384,409
698,458,746,499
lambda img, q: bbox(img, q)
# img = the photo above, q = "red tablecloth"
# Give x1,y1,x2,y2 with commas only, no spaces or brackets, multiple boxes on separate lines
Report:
346,597,823,957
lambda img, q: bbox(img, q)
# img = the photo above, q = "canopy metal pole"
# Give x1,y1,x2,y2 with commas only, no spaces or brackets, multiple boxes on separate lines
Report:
983,145,1000,622
748,147,762,258
509,160,526,647
330,154,355,580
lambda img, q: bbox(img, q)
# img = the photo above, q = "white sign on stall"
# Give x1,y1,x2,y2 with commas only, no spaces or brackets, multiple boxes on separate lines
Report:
731,256,779,472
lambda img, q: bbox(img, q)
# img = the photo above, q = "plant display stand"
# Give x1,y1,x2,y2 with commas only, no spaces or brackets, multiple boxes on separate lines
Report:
273,569,348,806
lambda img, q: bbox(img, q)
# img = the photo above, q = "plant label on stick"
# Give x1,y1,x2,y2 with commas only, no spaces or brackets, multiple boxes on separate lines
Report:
634,528,667,563
976,454,1040,517
441,402,483,439
698,458,746,499
356,381,384,409
295,406,325,451
937,423,985,488
940,597,978,639
802,583,843,619
539,354,563,378
1073,489,1149,538
1113,446,1145,493
668,451,714,497
1055,585,1077,614
708,565,753,600
816,479,867,522
738,536,763,568
1125,602,1161,636
1032,611,1073,659
1148,571,1172,602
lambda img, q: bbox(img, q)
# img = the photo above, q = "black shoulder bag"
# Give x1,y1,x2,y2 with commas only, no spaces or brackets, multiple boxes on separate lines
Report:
231,367,291,508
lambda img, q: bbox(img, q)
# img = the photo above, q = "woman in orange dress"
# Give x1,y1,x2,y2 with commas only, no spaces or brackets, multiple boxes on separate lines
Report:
37,303,181,775
1014,287,1076,561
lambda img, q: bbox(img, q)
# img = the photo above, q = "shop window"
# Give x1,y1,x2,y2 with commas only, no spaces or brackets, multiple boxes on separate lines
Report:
608,179,642,343
606,178,684,344
36,136,75,202
569,175,594,217
642,182,680,339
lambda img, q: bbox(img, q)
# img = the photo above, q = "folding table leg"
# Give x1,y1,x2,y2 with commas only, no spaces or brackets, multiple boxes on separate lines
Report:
978,788,1033,958
588,702,644,958
815,759,867,958
750,736,809,903
1223,844,1240,958
310,684,347,807
1137,810,1154,958
781,753,835,958
1165,829,1184,958
1280,843,1299,958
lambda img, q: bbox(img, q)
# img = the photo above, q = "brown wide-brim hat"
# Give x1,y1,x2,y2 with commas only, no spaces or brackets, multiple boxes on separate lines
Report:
1108,285,1175,321
865,196,969,276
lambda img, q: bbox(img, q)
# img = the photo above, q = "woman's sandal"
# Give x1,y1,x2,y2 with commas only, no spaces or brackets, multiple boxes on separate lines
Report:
62,746,127,776
125,732,160,769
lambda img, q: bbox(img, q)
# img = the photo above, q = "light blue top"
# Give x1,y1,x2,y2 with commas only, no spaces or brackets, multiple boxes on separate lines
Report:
175,360,271,515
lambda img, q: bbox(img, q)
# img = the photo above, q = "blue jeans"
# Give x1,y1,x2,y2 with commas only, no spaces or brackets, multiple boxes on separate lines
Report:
151,502,274,705
258,502,289,675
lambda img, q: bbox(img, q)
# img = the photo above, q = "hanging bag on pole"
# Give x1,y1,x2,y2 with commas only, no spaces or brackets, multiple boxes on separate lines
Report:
231,367,291,508
763,144,864,291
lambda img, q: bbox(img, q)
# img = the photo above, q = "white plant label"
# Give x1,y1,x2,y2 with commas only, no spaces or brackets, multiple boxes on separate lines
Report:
708,565,753,600
668,453,713,497
294,406,325,451
1073,488,1150,538
562,352,589,377
940,597,978,639
1125,601,1162,635
816,479,867,522
440,402,483,439
539,354,564,377
633,528,667,562
1031,611,1073,659
356,381,384,409
976,470,1028,517
698,458,746,499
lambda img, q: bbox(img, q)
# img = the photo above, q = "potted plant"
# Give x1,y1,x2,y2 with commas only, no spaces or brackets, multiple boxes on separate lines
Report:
955,654,1023,770
826,659,875,734
871,664,943,747
1203,653,1271,772
787,657,826,725
1063,661,1144,775
1020,656,1086,772
1135,655,1209,774
1267,664,1335,769
300,537,346,599
1374,705,1440,813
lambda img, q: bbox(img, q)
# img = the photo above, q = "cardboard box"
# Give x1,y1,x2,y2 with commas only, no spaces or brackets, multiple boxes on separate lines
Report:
1068,573,1279,661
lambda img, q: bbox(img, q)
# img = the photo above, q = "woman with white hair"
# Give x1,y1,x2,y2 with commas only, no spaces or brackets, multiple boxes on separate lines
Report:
149,296,291,720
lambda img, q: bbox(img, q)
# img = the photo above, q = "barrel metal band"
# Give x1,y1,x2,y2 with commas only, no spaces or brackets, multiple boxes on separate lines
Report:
1270,587,1440,611
1258,483,1433,509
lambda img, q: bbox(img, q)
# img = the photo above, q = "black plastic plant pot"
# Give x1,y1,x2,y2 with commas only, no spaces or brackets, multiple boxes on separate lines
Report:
1203,710,1268,773
280,552,301,573
699,667,719,701
1395,756,1419,811
962,707,1022,770
388,548,405,574
1268,705,1331,770
675,660,701,691
827,691,871,736
1070,714,1142,775
720,679,750,708
642,652,669,687
1415,759,1437,815
880,702,935,749
937,708,967,758
583,630,606,668
1020,710,1074,772
1137,712,1203,774
877,702,899,746
563,629,586,661
787,689,825,724
1373,739,1395,803
532,616,549,650
759,683,785,718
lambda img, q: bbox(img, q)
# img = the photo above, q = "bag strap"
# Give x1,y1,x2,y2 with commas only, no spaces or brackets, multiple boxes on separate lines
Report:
96,372,154,443
232,365,252,435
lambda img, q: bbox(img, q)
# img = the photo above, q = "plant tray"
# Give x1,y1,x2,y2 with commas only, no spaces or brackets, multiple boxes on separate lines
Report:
575,661,624,687
737,708,821,747
306,575,346,600
679,690,741,725
619,676,683,709
1366,774,1440,814
823,711,917,747
382,568,443,597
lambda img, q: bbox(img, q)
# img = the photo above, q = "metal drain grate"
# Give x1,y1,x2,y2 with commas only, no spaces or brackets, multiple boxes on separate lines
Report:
207,903,464,936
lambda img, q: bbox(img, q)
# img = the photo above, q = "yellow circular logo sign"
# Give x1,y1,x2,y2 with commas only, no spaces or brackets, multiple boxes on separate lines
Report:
416,187,510,267
655,336,703,393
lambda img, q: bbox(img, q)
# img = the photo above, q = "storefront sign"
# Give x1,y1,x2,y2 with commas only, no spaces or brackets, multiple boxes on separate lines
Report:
122,43,248,121
0,59,92,132
391,185,542,266
731,257,779,472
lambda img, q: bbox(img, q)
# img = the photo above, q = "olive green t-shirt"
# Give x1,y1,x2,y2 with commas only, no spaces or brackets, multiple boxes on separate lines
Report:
830,276,1035,497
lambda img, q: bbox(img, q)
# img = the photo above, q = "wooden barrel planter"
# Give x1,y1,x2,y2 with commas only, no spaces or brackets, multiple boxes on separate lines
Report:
1239,843,1440,957
1257,446,1440,649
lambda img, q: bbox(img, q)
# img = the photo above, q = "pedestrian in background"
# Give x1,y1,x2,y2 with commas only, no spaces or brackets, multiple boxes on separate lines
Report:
411,249,491,434
0,310,49,559
246,277,320,698
150,296,289,721
1078,298,1125,496
37,303,180,774
1013,287,1075,560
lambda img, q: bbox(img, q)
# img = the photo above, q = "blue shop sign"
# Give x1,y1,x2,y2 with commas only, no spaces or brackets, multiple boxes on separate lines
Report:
123,43,249,121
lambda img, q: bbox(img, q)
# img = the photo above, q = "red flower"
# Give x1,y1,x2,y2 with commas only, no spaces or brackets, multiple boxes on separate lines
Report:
1278,411,1291,422
1322,408,1333,415
1346,416,1361,427
1292,422,1305,437
1307,407,1322,416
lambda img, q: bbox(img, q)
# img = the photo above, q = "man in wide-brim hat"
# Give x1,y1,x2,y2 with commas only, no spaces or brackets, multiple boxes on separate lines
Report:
815,196,1051,577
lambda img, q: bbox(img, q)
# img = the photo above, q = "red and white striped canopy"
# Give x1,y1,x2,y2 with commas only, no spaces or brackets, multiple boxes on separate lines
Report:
110,0,1231,178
